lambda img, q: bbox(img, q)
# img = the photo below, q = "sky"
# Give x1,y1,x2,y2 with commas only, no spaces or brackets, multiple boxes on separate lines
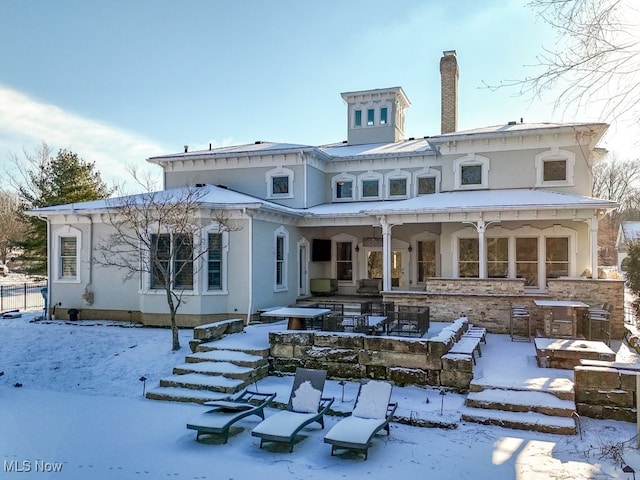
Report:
0,0,637,192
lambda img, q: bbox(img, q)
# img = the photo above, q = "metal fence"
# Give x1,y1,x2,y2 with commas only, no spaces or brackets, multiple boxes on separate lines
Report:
0,283,47,312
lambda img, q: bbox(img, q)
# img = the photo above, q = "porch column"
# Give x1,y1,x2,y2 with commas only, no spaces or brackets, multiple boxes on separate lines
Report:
589,215,599,279
379,216,392,291
477,219,487,279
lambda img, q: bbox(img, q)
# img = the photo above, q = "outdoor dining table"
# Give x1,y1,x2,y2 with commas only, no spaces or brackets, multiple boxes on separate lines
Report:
259,307,331,330
533,299,589,338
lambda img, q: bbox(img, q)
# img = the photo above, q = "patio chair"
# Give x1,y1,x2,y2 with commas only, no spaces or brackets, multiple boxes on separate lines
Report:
186,389,277,443
251,368,334,452
324,380,397,460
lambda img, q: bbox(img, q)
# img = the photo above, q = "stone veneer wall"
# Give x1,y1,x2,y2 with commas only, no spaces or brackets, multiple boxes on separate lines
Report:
574,363,638,422
268,318,474,390
384,277,625,340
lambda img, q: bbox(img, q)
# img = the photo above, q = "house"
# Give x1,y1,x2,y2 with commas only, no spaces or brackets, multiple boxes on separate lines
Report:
29,51,622,335
616,221,640,270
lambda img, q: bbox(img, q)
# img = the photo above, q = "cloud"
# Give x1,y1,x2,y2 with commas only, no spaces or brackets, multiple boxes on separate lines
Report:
0,84,167,191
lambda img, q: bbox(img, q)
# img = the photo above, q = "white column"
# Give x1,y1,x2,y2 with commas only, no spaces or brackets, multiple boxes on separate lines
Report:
477,219,487,279
379,216,392,291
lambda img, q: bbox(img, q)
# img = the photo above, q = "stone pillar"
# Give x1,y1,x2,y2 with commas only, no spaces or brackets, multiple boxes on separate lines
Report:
379,216,392,292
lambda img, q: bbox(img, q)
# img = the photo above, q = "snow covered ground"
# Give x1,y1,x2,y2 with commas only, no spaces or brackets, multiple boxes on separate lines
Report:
1,310,640,479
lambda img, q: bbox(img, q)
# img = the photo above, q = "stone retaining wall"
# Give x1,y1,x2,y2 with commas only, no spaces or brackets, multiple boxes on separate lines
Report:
268,318,474,391
574,362,638,422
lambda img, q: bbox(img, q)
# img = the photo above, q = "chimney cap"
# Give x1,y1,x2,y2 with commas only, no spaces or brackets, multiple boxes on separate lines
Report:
443,50,457,57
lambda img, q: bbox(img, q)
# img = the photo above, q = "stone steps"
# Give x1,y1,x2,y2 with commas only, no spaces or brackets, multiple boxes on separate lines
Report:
146,320,270,404
462,387,577,435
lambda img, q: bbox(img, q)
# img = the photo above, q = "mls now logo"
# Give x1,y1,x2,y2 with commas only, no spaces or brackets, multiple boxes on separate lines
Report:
4,459,64,473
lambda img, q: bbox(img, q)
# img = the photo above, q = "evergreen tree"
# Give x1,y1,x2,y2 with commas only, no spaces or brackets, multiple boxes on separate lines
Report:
17,147,112,273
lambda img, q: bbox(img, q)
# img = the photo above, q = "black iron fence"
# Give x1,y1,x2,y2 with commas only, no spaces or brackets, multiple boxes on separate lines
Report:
0,282,47,312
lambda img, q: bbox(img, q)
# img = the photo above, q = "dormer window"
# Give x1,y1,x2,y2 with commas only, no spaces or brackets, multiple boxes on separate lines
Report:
380,107,388,125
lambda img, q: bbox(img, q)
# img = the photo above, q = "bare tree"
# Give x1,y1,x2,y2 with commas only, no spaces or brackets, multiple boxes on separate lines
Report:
592,154,640,213
94,186,238,350
0,190,28,265
487,0,640,123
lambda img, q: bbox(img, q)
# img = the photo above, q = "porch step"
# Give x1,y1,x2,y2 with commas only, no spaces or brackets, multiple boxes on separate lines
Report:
195,342,271,358
173,362,268,381
460,406,577,435
186,349,268,368
159,372,245,394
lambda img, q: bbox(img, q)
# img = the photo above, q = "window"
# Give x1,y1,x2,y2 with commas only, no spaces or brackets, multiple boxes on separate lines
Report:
272,176,289,194
461,165,482,186
355,109,362,127
535,148,575,186
337,181,352,199
454,154,490,190
60,237,77,278
274,227,289,291
208,233,222,290
418,176,436,195
546,237,569,279
417,240,436,281
380,107,388,125
367,108,374,125
362,180,379,198
459,238,479,278
151,233,193,290
487,238,508,278
266,167,294,199
389,178,407,197
276,235,285,286
543,160,566,182
336,242,353,281
516,237,538,287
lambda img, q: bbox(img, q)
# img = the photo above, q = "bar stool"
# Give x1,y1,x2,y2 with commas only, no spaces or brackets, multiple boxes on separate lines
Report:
510,304,531,342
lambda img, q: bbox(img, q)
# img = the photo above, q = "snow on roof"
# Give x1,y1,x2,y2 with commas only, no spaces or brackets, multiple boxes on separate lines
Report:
431,121,608,140
319,138,435,158
621,221,640,242
27,184,300,217
148,141,314,162
304,189,617,217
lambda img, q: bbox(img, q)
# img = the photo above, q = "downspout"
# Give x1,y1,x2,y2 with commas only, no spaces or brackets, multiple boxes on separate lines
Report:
244,208,254,325
37,215,52,319
301,151,308,209
77,214,94,305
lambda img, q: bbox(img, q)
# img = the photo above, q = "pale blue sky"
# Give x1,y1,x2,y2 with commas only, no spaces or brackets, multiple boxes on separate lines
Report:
0,0,633,190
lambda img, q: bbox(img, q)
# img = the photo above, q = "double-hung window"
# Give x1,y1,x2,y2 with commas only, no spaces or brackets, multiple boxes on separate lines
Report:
417,240,436,281
458,238,479,278
208,233,222,291
60,237,77,278
487,238,508,278
336,242,353,281
150,233,193,290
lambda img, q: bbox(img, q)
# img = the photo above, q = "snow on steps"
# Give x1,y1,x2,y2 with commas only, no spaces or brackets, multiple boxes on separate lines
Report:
159,372,245,394
461,407,577,435
462,387,577,435
186,349,267,368
173,361,268,381
145,386,231,404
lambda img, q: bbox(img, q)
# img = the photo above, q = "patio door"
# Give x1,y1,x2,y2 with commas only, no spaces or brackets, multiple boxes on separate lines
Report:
365,248,407,288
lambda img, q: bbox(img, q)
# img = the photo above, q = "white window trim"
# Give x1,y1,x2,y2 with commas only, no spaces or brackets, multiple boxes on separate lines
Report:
413,167,441,195
202,224,229,295
142,230,197,295
266,166,294,199
535,148,576,187
453,154,490,190
385,169,411,199
332,173,356,202
52,225,81,284
358,171,384,201
274,226,289,292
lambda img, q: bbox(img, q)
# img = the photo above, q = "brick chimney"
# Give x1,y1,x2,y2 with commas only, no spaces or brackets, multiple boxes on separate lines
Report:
440,50,459,134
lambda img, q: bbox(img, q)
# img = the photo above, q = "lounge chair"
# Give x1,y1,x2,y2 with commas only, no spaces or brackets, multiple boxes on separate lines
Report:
186,389,276,443
251,368,334,452
324,380,397,460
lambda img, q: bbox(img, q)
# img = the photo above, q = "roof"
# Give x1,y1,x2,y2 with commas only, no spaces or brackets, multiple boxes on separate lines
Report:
146,121,608,164
28,186,617,220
